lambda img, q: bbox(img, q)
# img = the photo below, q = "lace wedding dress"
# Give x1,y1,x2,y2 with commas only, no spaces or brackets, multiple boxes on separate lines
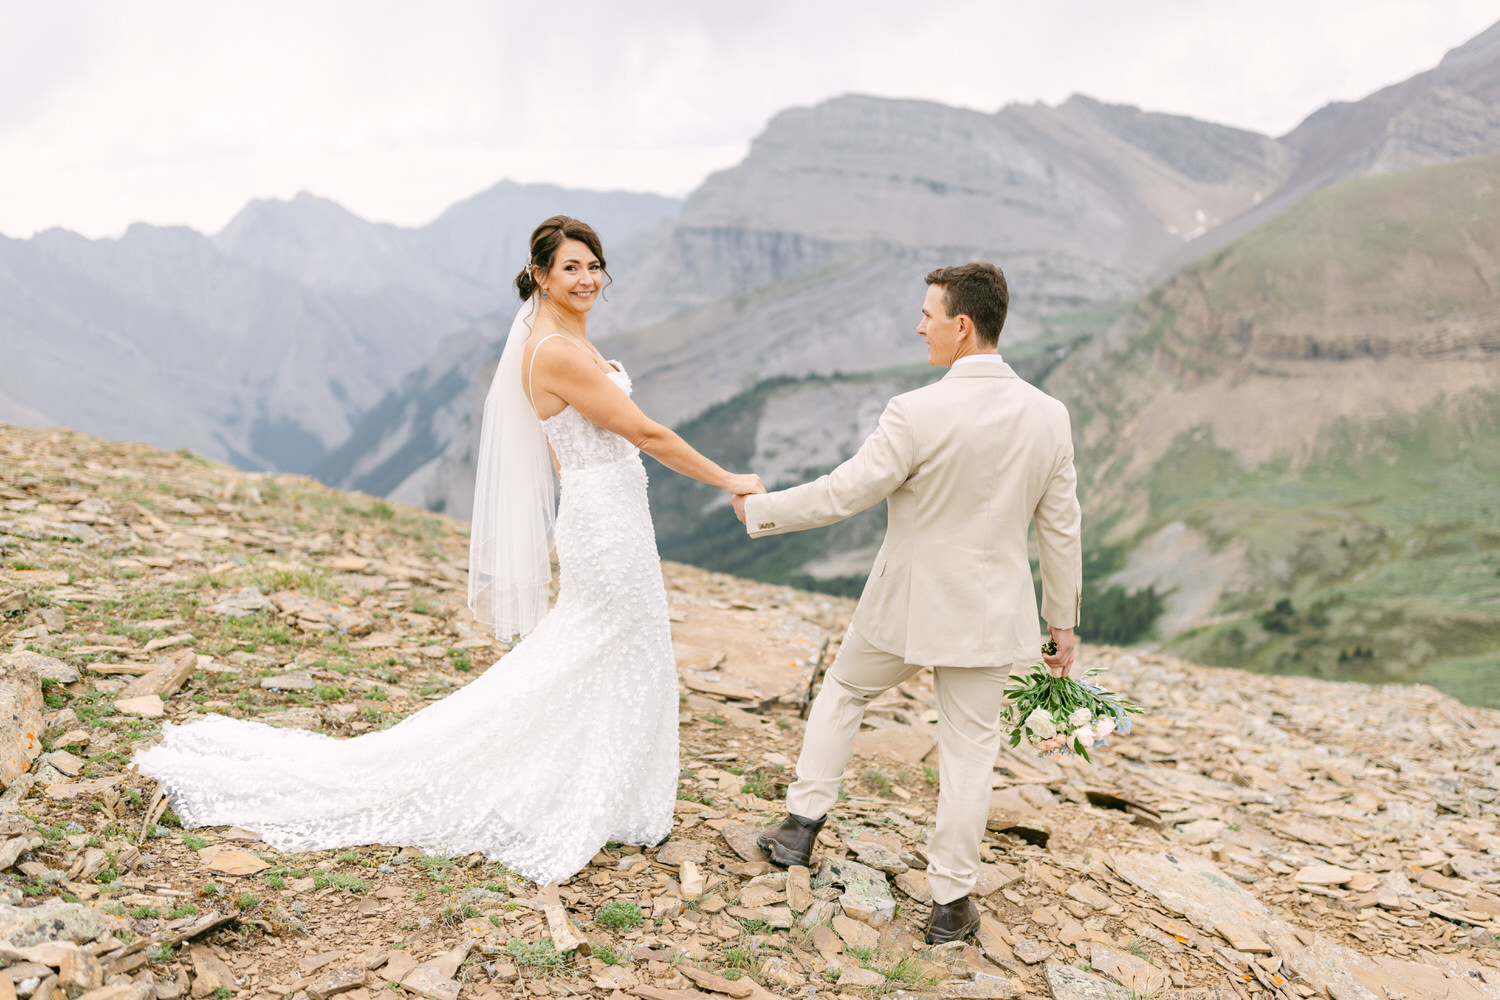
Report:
135,366,678,884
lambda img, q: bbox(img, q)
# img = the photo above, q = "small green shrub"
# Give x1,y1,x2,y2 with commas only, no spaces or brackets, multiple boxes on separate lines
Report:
596,900,643,929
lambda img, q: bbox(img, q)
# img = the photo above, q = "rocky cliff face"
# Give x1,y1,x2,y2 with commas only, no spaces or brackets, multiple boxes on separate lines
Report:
389,21,1500,541
0,183,678,475
1046,151,1500,706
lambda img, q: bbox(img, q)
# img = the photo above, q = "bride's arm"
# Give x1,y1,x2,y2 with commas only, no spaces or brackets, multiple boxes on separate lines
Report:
532,343,763,495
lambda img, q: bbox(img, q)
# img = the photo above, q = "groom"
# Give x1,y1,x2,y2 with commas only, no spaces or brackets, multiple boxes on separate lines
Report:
732,262,1082,944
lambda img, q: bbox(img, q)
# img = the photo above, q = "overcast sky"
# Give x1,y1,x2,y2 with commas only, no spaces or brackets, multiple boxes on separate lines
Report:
2,1,1495,240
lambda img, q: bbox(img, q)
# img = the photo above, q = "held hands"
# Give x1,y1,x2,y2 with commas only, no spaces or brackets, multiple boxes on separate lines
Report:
727,473,765,525
1043,625,1077,678
725,473,765,497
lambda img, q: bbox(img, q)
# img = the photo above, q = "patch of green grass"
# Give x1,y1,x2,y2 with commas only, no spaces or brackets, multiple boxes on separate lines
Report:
880,956,942,986
440,903,481,925
418,854,456,881
860,768,893,797
182,832,207,850
311,869,371,893
596,900,643,929
738,765,785,800
723,946,761,979
595,947,626,966
449,649,471,673
236,892,261,910
505,938,572,972
33,820,72,843
169,903,199,919
127,905,160,919
73,690,116,728
252,566,335,599
148,944,176,963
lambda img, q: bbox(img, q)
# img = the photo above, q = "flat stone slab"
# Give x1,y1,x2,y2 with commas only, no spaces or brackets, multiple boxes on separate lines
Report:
847,839,908,874
1294,864,1358,885
1088,944,1170,993
1,651,79,684
0,902,128,948
1043,965,1129,999
114,694,164,717
272,591,374,635
720,821,770,863
207,586,273,618
0,665,43,788
814,856,896,926
197,844,270,876
656,840,709,869
1112,850,1274,939
1285,934,1500,1000
259,673,318,691
42,776,121,800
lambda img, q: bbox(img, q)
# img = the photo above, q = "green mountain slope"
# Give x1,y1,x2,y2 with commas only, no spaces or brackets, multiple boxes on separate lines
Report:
1048,152,1500,706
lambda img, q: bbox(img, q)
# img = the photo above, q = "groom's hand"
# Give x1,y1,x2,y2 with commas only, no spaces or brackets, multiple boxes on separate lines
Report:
732,493,748,524
1044,625,1076,677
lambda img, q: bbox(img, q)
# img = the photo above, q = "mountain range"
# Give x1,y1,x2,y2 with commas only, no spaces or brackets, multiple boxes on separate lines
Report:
0,182,677,472
4,19,1499,704
347,20,1500,527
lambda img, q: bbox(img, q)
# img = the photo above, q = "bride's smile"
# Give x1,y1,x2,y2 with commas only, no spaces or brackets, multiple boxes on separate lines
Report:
541,241,604,316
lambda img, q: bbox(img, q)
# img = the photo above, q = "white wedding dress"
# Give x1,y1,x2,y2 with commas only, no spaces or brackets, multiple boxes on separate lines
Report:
135,366,678,884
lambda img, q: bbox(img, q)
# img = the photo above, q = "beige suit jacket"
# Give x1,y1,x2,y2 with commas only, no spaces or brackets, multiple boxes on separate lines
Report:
743,362,1081,668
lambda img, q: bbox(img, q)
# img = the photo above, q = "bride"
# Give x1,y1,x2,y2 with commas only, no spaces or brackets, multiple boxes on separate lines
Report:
135,215,763,884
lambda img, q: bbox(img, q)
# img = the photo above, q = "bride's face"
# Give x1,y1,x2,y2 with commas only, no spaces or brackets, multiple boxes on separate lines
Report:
537,239,603,315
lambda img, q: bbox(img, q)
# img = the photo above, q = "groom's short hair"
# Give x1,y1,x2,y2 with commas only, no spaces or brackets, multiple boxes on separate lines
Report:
925,262,1009,347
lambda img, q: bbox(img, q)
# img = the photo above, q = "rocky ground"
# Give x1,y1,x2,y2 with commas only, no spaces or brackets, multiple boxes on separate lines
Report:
2,423,1499,1000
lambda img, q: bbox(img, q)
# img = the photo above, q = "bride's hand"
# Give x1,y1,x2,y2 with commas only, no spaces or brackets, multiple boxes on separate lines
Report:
725,473,765,496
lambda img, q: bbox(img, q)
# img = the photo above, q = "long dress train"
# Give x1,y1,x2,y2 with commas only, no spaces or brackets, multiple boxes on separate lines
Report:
134,368,678,884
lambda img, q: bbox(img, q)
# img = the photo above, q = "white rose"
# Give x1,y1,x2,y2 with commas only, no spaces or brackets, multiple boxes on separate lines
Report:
1068,706,1092,728
1094,717,1116,739
1071,726,1095,747
1025,708,1056,740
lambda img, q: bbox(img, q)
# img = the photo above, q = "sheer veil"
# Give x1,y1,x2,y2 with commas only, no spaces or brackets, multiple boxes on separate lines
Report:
467,294,554,640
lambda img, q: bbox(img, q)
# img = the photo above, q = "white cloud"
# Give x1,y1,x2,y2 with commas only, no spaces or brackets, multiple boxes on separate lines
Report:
0,0,1494,238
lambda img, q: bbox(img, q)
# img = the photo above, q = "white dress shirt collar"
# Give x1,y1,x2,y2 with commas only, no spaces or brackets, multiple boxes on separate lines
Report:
951,352,1005,367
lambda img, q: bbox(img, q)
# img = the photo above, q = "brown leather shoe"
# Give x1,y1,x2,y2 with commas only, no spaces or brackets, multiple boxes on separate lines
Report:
925,895,980,944
756,812,826,868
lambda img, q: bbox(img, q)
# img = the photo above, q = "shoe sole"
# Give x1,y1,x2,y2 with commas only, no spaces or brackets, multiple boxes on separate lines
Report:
756,835,809,869
924,916,980,945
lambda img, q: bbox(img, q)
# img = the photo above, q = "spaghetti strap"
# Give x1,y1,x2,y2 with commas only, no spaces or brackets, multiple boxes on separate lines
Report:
525,333,570,417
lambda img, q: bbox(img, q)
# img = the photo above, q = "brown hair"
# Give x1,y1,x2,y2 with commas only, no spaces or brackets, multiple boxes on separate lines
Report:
515,215,610,300
924,262,1009,347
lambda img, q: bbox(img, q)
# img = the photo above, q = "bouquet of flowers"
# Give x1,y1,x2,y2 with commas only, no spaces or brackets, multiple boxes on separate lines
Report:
1001,641,1141,761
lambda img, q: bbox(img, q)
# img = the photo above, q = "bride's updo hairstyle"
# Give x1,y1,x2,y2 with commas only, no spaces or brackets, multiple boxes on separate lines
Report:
515,215,610,300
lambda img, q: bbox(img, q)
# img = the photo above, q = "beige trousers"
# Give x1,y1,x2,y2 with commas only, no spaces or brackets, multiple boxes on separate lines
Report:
785,627,1010,905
